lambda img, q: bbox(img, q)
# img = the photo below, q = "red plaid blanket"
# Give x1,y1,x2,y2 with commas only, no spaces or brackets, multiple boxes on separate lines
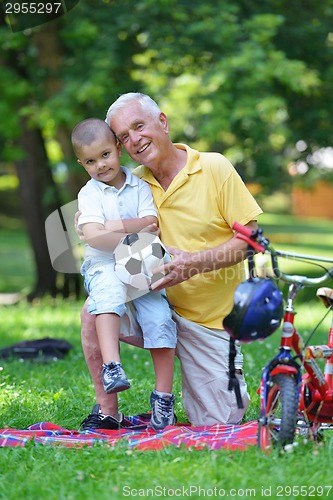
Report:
0,414,258,450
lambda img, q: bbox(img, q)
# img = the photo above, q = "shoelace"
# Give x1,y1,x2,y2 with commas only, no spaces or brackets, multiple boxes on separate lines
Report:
103,362,122,382
155,397,174,419
110,363,122,377
80,412,104,428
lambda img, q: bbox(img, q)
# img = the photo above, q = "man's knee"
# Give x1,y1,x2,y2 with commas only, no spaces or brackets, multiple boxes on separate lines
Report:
182,374,250,426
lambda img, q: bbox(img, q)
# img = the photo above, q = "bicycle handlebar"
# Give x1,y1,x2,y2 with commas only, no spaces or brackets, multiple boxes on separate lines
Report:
233,222,333,287
232,222,268,253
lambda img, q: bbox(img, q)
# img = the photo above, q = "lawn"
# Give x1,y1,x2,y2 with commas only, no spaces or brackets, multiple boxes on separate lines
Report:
1,213,333,499
0,225,35,294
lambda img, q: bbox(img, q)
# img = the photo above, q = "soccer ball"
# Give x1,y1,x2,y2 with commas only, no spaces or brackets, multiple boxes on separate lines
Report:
114,233,171,293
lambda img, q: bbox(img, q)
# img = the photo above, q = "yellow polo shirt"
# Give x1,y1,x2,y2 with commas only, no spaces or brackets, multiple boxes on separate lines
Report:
133,144,263,329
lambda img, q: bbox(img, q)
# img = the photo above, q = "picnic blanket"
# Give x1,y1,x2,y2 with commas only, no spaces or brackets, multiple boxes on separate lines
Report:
0,414,258,450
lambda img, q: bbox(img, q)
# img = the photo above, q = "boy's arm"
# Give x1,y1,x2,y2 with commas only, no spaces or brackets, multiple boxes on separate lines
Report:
104,215,158,234
81,222,123,251
82,215,158,252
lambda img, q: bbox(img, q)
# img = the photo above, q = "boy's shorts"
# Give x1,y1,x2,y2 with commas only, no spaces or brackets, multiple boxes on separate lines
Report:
82,258,127,317
82,257,177,349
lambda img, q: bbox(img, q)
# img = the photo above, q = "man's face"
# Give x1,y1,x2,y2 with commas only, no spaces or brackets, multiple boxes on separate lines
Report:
110,102,168,167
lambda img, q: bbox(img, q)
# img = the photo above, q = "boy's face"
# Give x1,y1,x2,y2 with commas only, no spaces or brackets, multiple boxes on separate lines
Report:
77,134,122,186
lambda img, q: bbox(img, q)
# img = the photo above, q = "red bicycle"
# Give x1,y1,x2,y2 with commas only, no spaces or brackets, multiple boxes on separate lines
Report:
232,223,333,451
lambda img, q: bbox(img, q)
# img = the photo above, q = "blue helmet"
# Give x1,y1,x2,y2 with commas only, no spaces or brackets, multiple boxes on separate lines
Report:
223,278,284,342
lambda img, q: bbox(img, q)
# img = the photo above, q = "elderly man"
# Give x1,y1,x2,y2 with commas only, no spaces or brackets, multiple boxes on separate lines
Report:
79,92,262,430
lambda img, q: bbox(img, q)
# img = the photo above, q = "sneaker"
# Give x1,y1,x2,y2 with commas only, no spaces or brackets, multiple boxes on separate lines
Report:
80,404,125,431
150,391,175,431
102,361,130,394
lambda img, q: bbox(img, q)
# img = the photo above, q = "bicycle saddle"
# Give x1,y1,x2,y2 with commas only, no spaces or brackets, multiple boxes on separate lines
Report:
316,287,333,308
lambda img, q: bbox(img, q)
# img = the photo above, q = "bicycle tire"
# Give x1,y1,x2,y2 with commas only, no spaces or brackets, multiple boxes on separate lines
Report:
258,373,299,451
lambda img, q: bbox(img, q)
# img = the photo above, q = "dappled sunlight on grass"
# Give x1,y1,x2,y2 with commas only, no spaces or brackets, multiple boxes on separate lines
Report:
0,215,333,498
0,298,187,428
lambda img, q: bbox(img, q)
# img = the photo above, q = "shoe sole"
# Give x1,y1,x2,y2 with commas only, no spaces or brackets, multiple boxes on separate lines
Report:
150,422,175,431
104,382,131,394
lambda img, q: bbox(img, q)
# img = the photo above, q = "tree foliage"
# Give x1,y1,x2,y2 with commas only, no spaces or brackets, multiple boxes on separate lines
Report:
2,0,332,183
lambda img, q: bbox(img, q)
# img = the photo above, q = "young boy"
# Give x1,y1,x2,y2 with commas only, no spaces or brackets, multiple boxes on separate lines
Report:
72,118,177,431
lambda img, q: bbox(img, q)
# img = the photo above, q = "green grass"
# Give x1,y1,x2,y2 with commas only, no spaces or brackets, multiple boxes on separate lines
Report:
1,299,333,499
1,213,333,499
0,225,35,294
260,213,333,257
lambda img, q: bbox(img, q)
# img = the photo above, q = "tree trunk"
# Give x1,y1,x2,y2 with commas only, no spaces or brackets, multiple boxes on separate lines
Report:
15,118,82,300
15,117,59,300
33,24,87,198
4,23,82,300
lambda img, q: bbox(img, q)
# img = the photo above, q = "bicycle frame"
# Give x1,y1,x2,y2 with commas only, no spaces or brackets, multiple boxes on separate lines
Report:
298,305,333,424
262,282,333,425
232,222,333,447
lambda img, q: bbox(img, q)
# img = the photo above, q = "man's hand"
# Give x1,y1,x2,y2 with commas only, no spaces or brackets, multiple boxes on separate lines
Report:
74,211,85,240
150,246,198,290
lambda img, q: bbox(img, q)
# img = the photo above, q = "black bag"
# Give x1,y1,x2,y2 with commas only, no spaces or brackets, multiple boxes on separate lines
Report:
0,337,72,362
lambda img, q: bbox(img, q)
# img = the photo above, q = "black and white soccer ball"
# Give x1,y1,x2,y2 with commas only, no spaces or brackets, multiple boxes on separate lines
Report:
114,233,171,292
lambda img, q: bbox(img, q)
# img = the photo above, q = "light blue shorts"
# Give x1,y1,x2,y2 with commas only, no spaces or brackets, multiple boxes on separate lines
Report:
81,257,177,349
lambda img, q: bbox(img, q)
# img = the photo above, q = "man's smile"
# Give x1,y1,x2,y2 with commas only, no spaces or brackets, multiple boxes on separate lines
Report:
137,142,151,154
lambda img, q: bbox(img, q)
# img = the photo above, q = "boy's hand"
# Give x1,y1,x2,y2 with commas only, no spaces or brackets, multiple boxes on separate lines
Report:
139,223,160,235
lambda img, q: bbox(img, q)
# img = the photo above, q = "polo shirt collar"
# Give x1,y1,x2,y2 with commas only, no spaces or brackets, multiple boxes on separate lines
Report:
139,143,202,186
175,143,201,175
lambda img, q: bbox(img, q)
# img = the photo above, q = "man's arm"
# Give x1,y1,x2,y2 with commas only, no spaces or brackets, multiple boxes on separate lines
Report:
151,220,258,290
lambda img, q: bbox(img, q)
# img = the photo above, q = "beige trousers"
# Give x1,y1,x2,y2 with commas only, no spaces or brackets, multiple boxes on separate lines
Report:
173,313,250,426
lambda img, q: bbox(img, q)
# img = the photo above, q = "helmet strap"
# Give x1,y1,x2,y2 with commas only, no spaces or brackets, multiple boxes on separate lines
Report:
227,245,256,407
227,337,244,409
247,245,256,280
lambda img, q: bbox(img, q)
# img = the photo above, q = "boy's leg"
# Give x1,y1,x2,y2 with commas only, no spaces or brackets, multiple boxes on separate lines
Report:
149,347,176,430
133,292,177,430
96,312,130,395
133,292,177,392
84,260,131,395
80,300,145,429
150,347,175,394
95,313,121,363
174,312,250,426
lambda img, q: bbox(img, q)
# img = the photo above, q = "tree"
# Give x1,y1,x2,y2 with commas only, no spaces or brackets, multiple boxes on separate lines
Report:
0,15,81,299
0,2,145,298
120,0,332,188
1,0,333,297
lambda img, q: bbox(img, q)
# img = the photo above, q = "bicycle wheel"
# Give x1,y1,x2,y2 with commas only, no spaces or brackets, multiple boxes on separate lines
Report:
258,373,299,451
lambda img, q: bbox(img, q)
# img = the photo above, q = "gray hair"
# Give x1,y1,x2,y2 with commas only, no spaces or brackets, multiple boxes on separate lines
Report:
105,92,161,125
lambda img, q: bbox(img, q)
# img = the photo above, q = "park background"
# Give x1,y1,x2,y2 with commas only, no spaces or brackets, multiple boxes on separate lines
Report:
1,1,333,499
